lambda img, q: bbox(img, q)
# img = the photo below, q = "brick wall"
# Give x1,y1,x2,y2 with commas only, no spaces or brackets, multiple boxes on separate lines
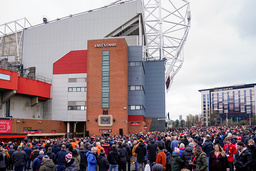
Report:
11,118,66,134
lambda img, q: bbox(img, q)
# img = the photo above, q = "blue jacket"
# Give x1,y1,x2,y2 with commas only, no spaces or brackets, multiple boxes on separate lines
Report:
86,151,97,171
32,154,44,171
24,147,33,159
55,149,68,165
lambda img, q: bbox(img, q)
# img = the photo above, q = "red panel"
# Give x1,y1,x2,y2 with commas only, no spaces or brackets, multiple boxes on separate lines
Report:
0,120,12,133
128,115,144,122
53,50,87,74
0,68,18,90
0,135,26,138
17,77,51,99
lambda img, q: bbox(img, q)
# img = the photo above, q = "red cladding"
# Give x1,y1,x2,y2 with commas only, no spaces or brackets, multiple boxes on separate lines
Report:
53,50,87,74
17,77,51,99
0,69,18,90
128,115,145,122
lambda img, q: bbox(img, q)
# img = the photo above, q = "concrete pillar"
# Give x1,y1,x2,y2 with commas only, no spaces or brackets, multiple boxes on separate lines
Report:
67,122,70,139
83,123,86,138
73,122,77,138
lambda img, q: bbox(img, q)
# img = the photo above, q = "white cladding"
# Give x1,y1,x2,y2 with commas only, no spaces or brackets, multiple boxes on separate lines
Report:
22,0,142,79
52,73,87,121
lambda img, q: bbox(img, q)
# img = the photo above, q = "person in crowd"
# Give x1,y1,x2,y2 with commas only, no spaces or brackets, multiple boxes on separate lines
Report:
170,136,179,153
24,143,33,171
234,142,252,171
74,145,80,153
97,149,109,171
108,144,120,171
123,140,132,171
79,146,88,171
156,136,165,149
96,142,105,155
135,140,147,171
181,139,194,170
71,149,80,171
55,145,68,171
52,142,61,155
46,147,56,162
223,137,236,171
132,140,139,171
30,146,40,162
147,137,157,166
86,147,97,171
189,145,208,171
0,149,8,171
117,141,128,171
8,145,15,170
32,150,44,171
209,144,229,171
179,143,185,157
202,135,213,169
39,155,57,171
45,140,52,152
12,146,27,171
65,152,77,171
171,147,183,171
152,164,163,171
102,140,111,156
247,139,256,171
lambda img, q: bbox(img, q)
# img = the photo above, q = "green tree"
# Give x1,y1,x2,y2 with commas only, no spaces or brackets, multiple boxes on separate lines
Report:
175,119,179,127
180,119,185,127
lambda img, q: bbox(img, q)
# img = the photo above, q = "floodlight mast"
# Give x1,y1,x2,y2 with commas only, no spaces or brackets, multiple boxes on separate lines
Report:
142,0,191,90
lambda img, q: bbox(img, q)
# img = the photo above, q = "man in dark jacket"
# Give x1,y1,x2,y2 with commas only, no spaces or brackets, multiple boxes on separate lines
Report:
108,145,120,171
97,150,109,171
123,140,131,171
55,145,68,171
182,142,194,170
202,135,213,169
234,142,252,171
79,146,88,171
12,146,27,171
147,138,157,165
52,142,60,155
24,144,33,170
135,140,146,171
247,139,256,171
39,155,57,171
117,141,128,171
8,145,15,170
189,145,208,171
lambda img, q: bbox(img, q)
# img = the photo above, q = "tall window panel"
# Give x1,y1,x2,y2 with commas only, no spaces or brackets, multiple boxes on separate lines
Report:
102,51,110,108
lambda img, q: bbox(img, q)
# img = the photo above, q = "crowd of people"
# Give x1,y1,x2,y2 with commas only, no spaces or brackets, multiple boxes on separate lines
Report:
0,125,256,171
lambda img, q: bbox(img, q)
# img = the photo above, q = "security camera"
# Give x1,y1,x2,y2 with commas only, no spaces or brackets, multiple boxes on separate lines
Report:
124,107,127,110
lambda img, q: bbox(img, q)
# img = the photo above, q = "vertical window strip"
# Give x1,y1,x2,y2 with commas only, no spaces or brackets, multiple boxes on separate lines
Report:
102,51,110,108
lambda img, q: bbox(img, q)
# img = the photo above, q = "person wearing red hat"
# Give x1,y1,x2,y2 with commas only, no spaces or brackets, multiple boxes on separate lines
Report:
235,136,242,153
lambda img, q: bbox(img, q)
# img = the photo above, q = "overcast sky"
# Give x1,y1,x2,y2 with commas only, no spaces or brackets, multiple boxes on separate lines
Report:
1,0,256,120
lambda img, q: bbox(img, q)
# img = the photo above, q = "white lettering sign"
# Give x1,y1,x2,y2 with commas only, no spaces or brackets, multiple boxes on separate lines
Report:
95,43,116,48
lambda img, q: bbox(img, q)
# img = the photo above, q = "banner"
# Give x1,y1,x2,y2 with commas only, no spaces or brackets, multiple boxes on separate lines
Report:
0,120,12,133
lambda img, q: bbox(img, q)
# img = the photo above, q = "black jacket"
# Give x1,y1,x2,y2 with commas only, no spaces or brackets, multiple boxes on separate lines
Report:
117,145,128,163
135,142,147,163
107,149,120,165
12,150,27,166
182,145,193,169
79,149,88,167
147,141,157,162
247,144,256,165
202,140,213,157
123,143,131,161
97,154,109,171
234,147,252,171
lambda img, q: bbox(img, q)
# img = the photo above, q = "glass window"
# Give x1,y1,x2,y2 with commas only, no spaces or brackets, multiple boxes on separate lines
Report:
68,87,73,92
135,86,141,90
102,93,109,97
76,87,81,92
102,103,109,108
136,106,141,110
81,87,85,92
73,87,77,92
135,62,141,66
0,73,10,81
68,78,76,82
102,61,109,66
130,86,135,90
102,76,109,82
102,51,109,55
81,106,85,110
102,82,109,87
102,67,110,72
102,71,109,76
102,98,109,102
76,106,81,110
130,106,135,110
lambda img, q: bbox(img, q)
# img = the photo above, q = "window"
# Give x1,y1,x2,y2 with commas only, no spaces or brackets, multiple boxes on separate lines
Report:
0,73,10,81
130,105,145,110
129,61,142,66
68,87,87,92
129,85,143,91
102,50,110,108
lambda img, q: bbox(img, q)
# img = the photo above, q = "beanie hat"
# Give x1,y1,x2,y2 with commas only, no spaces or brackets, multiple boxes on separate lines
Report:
43,155,49,159
152,164,163,171
65,152,72,159
237,142,244,147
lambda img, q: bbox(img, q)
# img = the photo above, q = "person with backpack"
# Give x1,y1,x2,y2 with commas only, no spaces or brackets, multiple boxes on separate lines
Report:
117,141,128,171
147,137,157,166
30,146,40,162
135,140,147,171
97,149,109,171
